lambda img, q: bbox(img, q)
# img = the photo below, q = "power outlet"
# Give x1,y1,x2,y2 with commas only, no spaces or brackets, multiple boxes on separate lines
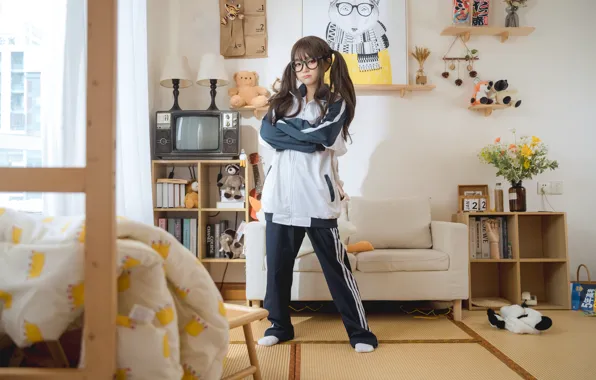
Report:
537,181,563,195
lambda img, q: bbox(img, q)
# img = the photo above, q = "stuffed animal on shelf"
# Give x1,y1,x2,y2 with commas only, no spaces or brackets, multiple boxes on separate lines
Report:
221,3,244,26
217,164,245,200
228,71,271,109
185,180,199,208
487,302,553,334
271,77,282,94
493,80,522,108
470,80,494,105
219,229,245,259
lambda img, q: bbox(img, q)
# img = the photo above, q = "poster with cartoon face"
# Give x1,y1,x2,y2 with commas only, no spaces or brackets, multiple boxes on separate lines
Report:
302,0,408,85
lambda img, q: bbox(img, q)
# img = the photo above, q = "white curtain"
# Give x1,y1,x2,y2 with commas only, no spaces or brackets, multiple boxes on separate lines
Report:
115,0,153,224
42,0,153,224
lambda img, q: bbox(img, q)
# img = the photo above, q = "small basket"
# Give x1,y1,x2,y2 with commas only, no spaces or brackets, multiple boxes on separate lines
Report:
576,264,596,285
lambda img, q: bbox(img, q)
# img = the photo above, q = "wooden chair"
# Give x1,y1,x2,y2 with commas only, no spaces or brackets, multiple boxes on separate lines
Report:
223,304,268,380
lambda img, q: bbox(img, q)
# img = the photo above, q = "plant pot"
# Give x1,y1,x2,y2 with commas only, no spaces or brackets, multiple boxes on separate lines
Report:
508,180,526,212
505,6,519,27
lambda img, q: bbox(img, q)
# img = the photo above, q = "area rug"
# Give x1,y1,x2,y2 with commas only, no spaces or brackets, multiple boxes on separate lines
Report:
461,310,595,380
225,310,595,379
299,343,521,380
229,313,471,343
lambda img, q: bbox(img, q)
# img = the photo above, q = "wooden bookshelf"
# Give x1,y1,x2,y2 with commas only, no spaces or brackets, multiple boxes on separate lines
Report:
152,159,251,263
453,212,570,311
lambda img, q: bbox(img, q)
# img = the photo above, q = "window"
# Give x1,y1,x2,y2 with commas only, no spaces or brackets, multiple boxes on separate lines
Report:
0,1,57,213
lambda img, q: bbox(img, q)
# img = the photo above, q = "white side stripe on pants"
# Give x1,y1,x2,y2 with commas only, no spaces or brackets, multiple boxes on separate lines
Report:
332,228,368,331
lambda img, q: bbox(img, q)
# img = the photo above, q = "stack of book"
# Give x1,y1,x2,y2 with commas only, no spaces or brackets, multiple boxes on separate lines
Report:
469,216,512,259
156,179,191,208
157,218,197,257
205,220,230,258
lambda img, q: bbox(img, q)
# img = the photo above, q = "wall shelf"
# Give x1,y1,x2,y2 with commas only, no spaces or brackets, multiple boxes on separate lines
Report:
236,106,269,120
441,26,536,43
355,84,436,98
469,104,509,117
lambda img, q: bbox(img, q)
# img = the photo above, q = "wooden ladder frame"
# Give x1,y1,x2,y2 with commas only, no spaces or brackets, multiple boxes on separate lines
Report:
0,1,118,378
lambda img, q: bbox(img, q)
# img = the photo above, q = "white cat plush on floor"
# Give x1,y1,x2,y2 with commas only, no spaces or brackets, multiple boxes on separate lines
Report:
487,302,553,334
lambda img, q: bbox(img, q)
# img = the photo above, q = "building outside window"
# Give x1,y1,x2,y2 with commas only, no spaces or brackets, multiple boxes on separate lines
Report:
0,0,49,213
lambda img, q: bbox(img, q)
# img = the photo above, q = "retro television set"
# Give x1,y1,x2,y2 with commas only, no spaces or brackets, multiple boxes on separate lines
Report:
153,110,240,160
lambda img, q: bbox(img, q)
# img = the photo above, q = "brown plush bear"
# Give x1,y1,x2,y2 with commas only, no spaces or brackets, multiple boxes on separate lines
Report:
228,71,270,108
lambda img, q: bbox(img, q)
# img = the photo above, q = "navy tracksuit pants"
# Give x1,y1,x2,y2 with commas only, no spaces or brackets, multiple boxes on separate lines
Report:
263,221,378,348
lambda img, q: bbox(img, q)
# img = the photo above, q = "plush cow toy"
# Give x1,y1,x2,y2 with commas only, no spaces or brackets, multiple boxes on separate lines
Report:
487,302,553,334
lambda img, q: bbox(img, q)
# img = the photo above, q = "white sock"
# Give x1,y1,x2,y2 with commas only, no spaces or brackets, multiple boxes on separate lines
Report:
257,336,279,346
355,343,374,353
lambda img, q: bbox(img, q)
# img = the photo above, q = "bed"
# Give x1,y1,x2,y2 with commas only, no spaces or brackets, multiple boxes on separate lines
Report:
0,2,229,379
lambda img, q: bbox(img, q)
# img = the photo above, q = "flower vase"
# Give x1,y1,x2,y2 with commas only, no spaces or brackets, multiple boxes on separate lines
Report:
508,181,526,212
505,6,519,27
415,67,427,85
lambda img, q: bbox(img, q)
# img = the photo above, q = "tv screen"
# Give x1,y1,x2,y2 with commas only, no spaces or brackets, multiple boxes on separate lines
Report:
175,116,220,151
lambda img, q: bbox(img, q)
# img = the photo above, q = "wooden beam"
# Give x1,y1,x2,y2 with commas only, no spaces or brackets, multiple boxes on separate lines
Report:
0,168,85,192
83,0,118,378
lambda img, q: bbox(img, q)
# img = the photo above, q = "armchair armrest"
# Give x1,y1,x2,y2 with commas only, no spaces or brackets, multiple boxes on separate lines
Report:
244,222,267,300
431,221,469,275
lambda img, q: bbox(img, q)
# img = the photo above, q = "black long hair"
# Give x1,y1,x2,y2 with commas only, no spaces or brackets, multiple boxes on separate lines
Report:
267,36,356,141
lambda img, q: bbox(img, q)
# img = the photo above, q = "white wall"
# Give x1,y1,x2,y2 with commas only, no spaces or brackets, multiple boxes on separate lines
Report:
148,0,596,283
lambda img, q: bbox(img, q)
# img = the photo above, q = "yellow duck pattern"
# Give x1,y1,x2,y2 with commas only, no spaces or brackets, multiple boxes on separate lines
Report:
114,368,131,380
27,251,45,279
68,282,85,310
24,320,44,343
0,290,12,309
12,226,23,244
182,363,200,380
118,270,132,292
0,208,229,380
156,304,175,326
185,316,208,337
151,240,171,260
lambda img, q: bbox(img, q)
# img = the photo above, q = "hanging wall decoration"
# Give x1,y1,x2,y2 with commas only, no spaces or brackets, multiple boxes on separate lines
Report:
442,36,479,87
453,0,471,25
220,0,268,59
472,0,491,26
302,0,408,85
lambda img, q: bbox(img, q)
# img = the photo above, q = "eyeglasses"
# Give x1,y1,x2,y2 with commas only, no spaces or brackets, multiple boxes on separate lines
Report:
291,56,323,72
336,2,375,17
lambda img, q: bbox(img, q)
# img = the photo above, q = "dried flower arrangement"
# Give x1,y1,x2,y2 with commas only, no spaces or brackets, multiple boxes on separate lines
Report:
411,46,431,85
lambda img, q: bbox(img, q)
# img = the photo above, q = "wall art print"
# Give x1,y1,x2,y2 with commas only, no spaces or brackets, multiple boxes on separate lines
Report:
302,0,408,85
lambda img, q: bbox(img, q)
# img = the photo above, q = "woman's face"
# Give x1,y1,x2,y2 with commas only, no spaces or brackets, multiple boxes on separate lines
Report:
294,56,321,86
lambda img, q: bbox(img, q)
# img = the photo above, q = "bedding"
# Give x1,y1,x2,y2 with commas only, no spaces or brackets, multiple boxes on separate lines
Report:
0,207,228,380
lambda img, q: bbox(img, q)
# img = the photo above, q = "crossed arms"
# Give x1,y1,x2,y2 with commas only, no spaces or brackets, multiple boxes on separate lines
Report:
259,99,347,153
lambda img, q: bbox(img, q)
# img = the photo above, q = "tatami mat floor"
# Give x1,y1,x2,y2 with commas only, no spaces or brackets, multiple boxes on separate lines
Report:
225,308,596,380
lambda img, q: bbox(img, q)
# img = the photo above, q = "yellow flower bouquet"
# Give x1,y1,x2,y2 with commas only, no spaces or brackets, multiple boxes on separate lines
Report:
478,129,559,184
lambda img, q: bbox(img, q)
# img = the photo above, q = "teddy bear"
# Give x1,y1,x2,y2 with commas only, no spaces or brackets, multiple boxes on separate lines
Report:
487,301,552,334
228,71,271,109
216,164,245,200
184,179,199,209
219,229,245,259
493,80,522,108
470,80,494,105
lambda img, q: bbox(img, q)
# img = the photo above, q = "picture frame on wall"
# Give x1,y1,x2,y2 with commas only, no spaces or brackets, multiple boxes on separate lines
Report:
302,0,408,85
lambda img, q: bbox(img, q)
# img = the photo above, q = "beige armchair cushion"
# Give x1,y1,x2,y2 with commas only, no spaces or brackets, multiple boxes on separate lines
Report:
348,197,433,249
